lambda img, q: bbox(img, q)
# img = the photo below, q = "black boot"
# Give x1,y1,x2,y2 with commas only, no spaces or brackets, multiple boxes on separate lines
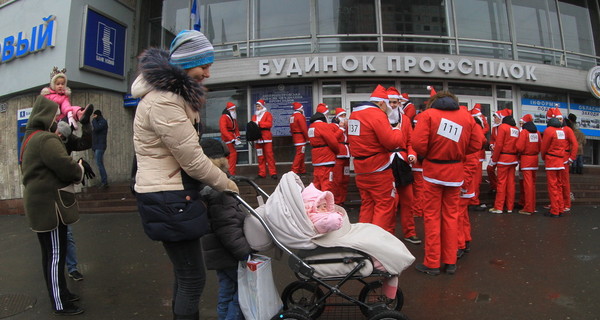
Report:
79,104,94,124
173,311,199,320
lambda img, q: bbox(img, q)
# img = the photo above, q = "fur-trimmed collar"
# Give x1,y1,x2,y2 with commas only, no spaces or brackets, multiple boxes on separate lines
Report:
135,47,205,110
40,87,71,97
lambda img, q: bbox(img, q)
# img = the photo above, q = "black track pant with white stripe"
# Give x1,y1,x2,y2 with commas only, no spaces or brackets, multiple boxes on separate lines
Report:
37,223,71,311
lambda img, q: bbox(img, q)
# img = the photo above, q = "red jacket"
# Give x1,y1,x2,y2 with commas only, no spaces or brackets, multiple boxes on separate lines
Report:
395,114,416,162
491,123,519,165
251,111,273,143
333,123,350,158
219,112,240,144
541,125,569,170
289,111,309,146
413,103,483,186
308,120,339,166
562,126,579,163
516,125,541,170
348,102,404,174
402,102,416,124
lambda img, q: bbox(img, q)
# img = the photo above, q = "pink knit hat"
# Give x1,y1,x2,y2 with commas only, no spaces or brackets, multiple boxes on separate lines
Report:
301,183,335,213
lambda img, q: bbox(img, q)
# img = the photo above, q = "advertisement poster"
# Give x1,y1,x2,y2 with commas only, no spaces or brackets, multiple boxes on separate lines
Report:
81,6,127,78
520,99,568,133
569,103,600,137
251,84,313,137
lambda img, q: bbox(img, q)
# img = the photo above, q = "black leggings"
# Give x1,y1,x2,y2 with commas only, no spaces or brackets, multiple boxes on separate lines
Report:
162,238,206,318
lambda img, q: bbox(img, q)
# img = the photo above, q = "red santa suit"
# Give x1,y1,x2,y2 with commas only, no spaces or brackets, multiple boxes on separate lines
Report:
348,85,404,234
470,104,489,206
561,124,578,211
289,102,309,174
412,96,483,270
220,102,241,175
308,113,339,192
490,116,520,212
515,114,541,214
541,108,569,216
332,108,350,205
400,93,416,124
252,99,277,178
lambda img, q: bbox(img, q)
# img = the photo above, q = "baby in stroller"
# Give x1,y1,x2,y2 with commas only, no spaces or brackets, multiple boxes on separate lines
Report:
302,183,401,300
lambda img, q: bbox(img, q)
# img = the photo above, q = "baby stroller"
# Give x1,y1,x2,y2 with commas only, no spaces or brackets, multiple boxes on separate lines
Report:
231,172,414,320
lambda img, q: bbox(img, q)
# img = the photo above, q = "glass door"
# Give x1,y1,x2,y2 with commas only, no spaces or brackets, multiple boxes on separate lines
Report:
457,96,494,160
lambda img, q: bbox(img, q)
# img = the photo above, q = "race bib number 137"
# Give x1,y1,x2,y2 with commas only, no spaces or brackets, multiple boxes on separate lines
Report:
437,118,463,142
348,119,361,136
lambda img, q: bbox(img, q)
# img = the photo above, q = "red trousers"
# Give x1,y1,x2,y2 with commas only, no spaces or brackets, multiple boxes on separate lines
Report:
520,170,537,213
457,197,472,250
332,158,350,205
313,165,334,192
411,171,424,217
422,181,460,268
546,170,565,215
256,142,277,177
561,164,571,209
487,164,497,191
226,143,237,175
494,164,516,211
356,170,398,234
470,162,483,205
397,184,416,238
291,145,306,174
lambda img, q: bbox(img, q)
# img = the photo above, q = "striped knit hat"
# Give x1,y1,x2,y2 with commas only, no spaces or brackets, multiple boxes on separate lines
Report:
169,30,214,69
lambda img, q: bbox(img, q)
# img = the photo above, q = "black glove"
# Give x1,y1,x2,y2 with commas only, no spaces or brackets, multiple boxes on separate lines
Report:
79,158,96,181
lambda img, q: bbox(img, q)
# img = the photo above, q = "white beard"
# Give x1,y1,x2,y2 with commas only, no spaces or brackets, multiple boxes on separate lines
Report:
230,111,237,119
387,106,399,124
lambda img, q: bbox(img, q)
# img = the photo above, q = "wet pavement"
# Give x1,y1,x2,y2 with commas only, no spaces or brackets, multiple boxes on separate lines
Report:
1,204,599,320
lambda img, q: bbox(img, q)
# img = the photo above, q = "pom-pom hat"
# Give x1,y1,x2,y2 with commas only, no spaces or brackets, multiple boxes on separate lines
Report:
369,85,390,104
169,30,214,70
426,85,437,97
471,103,482,116
520,114,533,123
334,108,346,118
292,102,303,110
49,66,68,91
226,102,236,110
546,105,563,119
386,87,400,99
255,99,266,108
316,103,328,114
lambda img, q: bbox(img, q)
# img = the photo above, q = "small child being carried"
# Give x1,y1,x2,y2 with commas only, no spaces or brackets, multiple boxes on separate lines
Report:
41,67,93,130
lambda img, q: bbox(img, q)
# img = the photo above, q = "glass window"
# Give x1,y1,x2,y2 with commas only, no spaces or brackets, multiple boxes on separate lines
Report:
322,82,341,95
316,0,376,34
381,0,449,36
521,88,567,102
496,85,512,99
454,0,510,42
201,0,247,44
347,81,394,94
559,1,595,55
255,0,310,39
447,83,492,97
162,0,190,44
400,82,444,96
512,0,562,49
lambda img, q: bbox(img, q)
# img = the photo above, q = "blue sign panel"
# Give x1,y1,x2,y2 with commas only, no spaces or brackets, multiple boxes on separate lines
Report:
123,93,140,107
81,6,126,78
17,108,32,159
251,84,313,137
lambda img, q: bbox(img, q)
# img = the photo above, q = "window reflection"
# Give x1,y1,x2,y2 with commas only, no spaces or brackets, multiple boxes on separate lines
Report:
559,1,595,55
201,0,247,44
256,0,310,39
454,0,510,42
512,0,561,49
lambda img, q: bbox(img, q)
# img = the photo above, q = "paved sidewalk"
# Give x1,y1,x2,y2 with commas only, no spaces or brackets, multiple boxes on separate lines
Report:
1,205,599,319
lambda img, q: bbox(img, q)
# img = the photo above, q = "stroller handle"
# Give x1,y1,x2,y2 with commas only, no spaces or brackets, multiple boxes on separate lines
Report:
230,175,270,199
228,191,315,278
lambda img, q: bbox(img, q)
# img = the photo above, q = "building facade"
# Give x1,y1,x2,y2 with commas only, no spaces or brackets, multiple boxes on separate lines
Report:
1,0,599,201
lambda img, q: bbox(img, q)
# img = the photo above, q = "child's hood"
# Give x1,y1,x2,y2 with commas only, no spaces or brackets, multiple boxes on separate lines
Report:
302,183,335,213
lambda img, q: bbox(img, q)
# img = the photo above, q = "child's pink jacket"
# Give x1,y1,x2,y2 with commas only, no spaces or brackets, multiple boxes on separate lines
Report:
302,183,343,234
40,87,81,121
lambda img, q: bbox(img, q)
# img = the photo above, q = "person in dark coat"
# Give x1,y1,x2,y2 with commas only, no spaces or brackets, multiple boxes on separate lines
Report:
92,109,109,187
200,138,253,320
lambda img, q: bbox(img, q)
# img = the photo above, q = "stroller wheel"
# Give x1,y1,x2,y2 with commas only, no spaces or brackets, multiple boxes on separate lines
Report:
368,310,410,320
271,309,312,320
358,280,404,317
281,281,325,319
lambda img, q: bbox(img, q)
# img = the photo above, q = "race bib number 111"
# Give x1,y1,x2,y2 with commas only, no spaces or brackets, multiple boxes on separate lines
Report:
437,118,462,142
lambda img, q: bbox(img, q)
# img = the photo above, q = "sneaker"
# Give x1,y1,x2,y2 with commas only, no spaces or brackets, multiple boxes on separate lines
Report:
564,207,571,212
271,174,278,180
506,210,513,214
69,270,84,281
67,293,80,302
464,241,471,253
53,305,84,316
403,236,422,244
79,104,94,124
445,264,457,275
543,212,562,218
543,204,551,209
518,210,532,216
457,249,465,259
415,263,440,276
488,208,502,214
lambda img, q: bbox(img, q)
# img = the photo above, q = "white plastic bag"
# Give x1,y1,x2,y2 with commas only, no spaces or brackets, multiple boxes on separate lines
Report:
238,254,283,320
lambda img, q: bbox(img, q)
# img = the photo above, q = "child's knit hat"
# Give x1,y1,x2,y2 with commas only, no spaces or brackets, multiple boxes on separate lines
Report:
301,183,335,213
49,67,67,91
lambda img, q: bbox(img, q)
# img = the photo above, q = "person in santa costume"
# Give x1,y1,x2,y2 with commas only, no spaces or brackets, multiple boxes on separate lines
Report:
515,114,541,215
488,110,519,214
289,102,309,174
316,103,329,118
252,99,278,179
557,109,578,212
308,108,339,192
347,85,405,234
399,92,417,124
331,108,350,205
387,87,420,245
412,90,483,275
486,109,512,194
469,104,489,211
219,102,241,175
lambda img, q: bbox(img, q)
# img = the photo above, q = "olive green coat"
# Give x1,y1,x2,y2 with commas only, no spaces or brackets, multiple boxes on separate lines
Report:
20,95,84,232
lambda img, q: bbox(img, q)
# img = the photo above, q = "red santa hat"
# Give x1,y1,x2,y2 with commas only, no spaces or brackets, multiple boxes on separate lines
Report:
386,87,400,99
369,85,389,104
520,114,533,123
494,108,513,119
400,92,409,101
546,105,563,119
292,102,303,111
334,107,346,118
471,103,482,116
316,103,328,114
256,99,266,108
226,102,236,110
426,85,437,97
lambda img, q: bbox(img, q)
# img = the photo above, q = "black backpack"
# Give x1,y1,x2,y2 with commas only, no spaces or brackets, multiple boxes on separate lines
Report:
246,121,262,141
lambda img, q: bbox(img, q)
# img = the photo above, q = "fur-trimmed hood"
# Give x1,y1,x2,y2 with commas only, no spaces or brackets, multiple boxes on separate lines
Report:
40,86,71,97
131,47,205,110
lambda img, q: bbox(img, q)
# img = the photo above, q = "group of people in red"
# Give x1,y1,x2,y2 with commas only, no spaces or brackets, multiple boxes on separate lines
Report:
219,84,579,276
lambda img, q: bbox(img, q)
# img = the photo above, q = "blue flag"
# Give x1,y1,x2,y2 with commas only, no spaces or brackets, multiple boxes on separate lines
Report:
191,0,201,31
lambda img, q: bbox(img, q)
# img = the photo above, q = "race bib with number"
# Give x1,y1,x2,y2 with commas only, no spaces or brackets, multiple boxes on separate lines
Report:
437,118,463,142
347,119,361,136
556,130,565,140
256,148,263,157
301,146,305,154
510,128,519,137
343,166,350,176
528,133,539,143
289,117,294,124
308,127,315,138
